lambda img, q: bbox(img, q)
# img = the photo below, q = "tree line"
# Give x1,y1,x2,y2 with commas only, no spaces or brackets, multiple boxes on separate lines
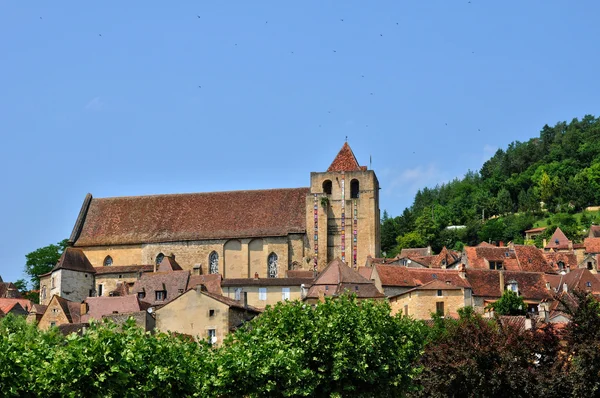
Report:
1,292,599,397
382,115,600,256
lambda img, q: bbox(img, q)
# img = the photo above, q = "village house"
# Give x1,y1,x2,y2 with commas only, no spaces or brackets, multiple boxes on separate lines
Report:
303,258,384,304
38,295,83,331
221,275,313,309
155,285,261,345
524,227,546,241
0,298,34,316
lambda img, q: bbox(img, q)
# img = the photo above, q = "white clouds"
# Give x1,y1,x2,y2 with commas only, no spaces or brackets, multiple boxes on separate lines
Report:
85,97,104,111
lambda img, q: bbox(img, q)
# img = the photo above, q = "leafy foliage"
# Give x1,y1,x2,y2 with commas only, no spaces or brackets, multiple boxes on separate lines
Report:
24,239,68,290
487,289,527,316
382,115,600,253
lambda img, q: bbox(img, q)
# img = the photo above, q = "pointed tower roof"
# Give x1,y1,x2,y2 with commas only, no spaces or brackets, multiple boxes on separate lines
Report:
327,143,367,172
51,248,96,274
545,227,571,250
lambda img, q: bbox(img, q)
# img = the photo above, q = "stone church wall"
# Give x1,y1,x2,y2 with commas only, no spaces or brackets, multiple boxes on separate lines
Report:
80,245,143,268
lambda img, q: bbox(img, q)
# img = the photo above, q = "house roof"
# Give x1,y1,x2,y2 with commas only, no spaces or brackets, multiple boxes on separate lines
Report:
81,295,149,323
0,282,22,299
477,242,497,247
375,265,471,288
130,270,190,306
187,274,223,295
221,277,313,287
326,142,366,172
584,237,600,254
390,280,464,298
428,247,461,268
93,265,154,275
51,248,95,274
30,304,47,315
71,188,310,246
305,258,384,300
543,252,578,270
357,266,374,280
547,268,600,295
465,270,552,300
58,323,89,336
52,296,82,324
286,270,315,278
525,227,547,234
157,256,183,272
0,298,34,313
545,227,571,250
464,246,517,269
513,245,555,273
399,248,430,258
201,290,262,312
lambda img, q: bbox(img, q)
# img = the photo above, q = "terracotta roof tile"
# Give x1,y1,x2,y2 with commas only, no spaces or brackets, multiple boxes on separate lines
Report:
514,245,555,273
81,295,147,322
543,252,577,270
465,269,552,300
187,274,223,294
305,258,384,300
399,248,430,257
585,237,600,254
545,227,571,250
550,269,600,295
477,242,497,247
130,270,190,306
327,143,365,172
0,299,32,314
286,270,315,278
52,248,95,274
375,266,470,288
157,256,183,272
73,188,309,246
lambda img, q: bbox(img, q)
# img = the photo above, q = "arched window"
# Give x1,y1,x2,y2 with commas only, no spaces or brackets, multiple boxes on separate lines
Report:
103,256,113,266
156,253,165,266
268,253,278,278
209,252,219,274
350,179,359,198
322,180,332,195
41,286,46,301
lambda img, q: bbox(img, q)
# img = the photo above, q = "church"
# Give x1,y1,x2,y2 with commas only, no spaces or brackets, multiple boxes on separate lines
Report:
67,142,381,279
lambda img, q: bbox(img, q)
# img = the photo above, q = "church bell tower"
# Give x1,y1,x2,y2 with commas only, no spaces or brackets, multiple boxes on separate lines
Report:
306,143,380,270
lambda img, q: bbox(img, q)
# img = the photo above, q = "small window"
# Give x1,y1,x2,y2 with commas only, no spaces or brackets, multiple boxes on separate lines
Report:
558,261,565,270
489,261,503,270
234,288,242,301
437,289,443,297
50,321,56,327
52,308,58,314
208,329,217,345
436,301,445,316
156,253,165,265
587,281,592,288
209,309,215,317
118,274,123,279
268,253,278,278
350,179,359,198
282,287,290,301
41,286,46,301
209,252,219,274
97,284,103,297
51,277,55,289
322,180,332,195
137,292,146,299
588,262,594,270
432,274,437,279
355,285,359,291
155,290,166,301
259,288,267,301
103,256,113,267
404,305,409,316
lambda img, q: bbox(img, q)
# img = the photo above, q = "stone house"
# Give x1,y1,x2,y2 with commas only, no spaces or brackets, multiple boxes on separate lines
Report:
93,264,154,298
26,304,47,324
303,258,384,304
389,279,473,319
463,244,555,273
64,143,380,278
38,295,82,330
155,285,261,344
39,248,96,306
221,276,314,309
0,276,22,299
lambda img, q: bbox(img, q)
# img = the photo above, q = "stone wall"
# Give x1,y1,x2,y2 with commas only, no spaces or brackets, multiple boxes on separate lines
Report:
102,311,155,332
38,297,71,330
390,289,466,319
228,307,260,330
55,269,94,304
95,272,139,297
222,284,304,308
80,245,143,268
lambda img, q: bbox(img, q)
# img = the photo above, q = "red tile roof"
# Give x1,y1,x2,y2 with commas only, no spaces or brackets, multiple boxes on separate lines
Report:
375,266,471,288
131,270,190,306
326,142,366,172
465,270,552,300
543,252,577,270
187,274,223,295
464,246,514,269
545,227,571,250
584,237,600,254
72,188,309,246
399,248,430,258
477,242,497,247
157,256,183,272
513,245,555,273
286,270,315,278
305,258,384,299
52,248,95,274
548,268,600,295
81,295,148,322
0,299,33,314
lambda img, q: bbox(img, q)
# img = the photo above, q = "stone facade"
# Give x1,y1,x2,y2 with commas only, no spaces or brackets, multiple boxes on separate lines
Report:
389,288,468,319
102,311,155,332
78,245,142,268
40,269,94,306
222,284,304,308
95,273,139,297
155,288,259,344
38,297,71,330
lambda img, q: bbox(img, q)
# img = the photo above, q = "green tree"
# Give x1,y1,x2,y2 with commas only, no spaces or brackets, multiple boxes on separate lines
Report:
497,188,513,215
24,239,68,289
487,289,526,315
396,231,427,253
380,210,400,256
209,295,427,397
537,171,558,206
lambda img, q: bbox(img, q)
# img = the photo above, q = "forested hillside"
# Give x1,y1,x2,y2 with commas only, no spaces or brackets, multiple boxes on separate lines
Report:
382,115,600,256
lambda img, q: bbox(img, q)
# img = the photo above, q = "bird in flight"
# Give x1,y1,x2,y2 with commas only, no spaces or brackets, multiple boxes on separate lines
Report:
99,34,102,37
380,34,383,37
361,75,365,77
340,18,344,22
197,15,201,18
333,50,337,52
198,85,202,88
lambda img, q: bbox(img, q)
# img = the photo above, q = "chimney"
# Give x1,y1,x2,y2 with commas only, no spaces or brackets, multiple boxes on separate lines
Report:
568,241,573,250
525,317,532,330
243,291,248,309
499,270,505,294
499,241,504,247
562,283,568,293
543,239,547,248
545,282,551,290
254,272,259,280
458,264,466,279
427,245,432,256
80,302,88,315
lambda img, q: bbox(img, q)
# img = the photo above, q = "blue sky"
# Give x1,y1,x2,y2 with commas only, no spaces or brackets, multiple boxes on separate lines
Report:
1,1,600,284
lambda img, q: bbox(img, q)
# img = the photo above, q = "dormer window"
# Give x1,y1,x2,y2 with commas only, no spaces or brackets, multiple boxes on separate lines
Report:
558,261,565,271
506,280,518,293
489,261,503,270
156,253,165,265
587,281,592,288
103,256,113,266
155,290,166,301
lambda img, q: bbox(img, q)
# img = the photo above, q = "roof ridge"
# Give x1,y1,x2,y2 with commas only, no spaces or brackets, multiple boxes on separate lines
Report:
96,187,310,201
